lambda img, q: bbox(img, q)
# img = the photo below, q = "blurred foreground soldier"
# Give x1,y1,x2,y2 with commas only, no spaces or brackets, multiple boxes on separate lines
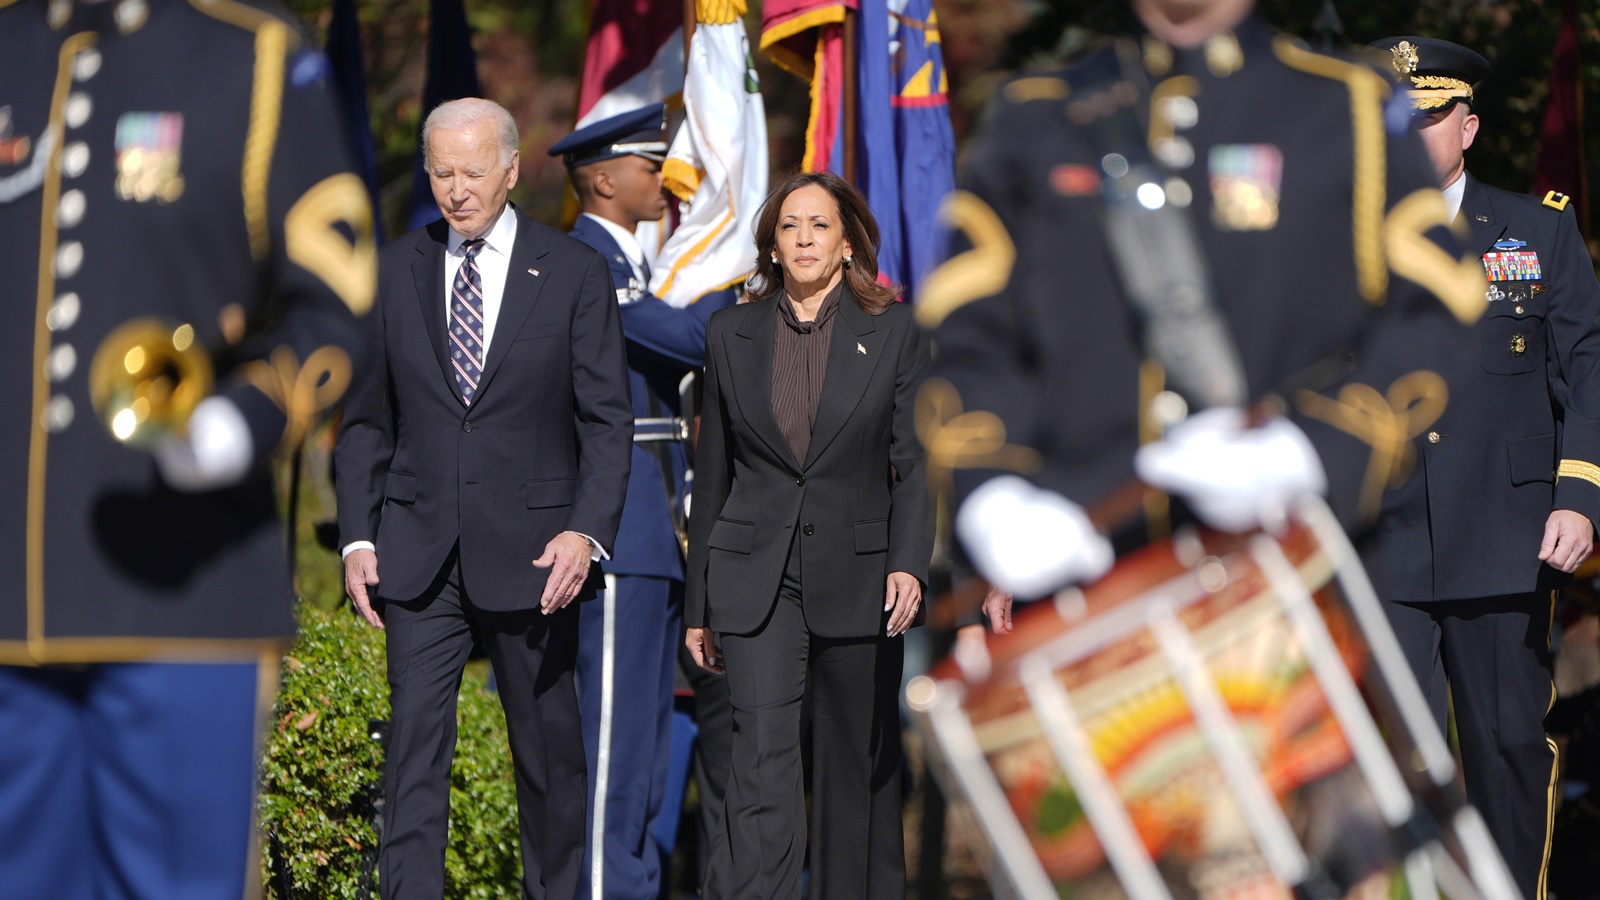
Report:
336,98,633,900
0,0,374,894
922,0,1482,625
548,103,737,900
1363,35,1600,899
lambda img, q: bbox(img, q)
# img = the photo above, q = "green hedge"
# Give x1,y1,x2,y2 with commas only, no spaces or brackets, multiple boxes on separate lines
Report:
259,599,523,898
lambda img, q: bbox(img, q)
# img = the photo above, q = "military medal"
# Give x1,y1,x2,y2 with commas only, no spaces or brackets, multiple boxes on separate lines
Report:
115,112,185,203
1209,143,1281,231
1481,247,1541,281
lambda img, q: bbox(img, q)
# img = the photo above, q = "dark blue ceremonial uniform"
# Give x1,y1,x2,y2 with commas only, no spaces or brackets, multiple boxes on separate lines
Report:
923,17,1481,555
1357,36,1600,899
569,218,735,900
0,0,372,894
1363,175,1600,900
555,105,738,900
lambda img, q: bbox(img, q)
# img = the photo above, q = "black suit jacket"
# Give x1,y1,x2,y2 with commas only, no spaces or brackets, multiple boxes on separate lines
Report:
335,210,633,610
1360,174,1600,601
685,294,932,638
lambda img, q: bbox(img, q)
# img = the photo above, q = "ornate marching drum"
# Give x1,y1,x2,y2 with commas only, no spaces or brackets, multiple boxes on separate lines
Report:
909,498,1522,900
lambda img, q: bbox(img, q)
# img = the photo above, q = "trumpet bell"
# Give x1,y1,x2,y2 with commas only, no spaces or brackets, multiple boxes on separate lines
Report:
89,318,212,448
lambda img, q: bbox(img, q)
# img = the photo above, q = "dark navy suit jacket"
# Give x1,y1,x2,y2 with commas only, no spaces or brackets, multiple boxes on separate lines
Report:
335,211,633,609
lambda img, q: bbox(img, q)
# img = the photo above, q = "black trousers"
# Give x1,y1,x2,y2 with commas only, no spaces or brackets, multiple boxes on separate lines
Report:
1386,594,1559,900
378,548,585,900
704,544,905,900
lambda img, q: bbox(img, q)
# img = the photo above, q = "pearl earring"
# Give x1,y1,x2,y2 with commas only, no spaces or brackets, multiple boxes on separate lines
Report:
770,255,778,265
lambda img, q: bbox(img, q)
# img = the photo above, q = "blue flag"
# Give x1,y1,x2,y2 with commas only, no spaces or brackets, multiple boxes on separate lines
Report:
840,0,954,303
408,0,483,230
325,0,380,237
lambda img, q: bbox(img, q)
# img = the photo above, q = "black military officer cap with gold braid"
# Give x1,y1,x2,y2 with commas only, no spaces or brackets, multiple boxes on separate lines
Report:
1368,36,1490,114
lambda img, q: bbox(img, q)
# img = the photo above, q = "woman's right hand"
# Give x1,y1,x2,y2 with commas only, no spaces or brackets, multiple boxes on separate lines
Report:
686,626,725,674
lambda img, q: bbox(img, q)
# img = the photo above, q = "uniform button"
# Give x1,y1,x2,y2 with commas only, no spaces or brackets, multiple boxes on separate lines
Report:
462,420,473,433
58,189,85,228
74,48,102,81
115,0,148,32
795,476,805,486
43,396,74,432
62,142,89,178
1515,305,1525,314
46,344,76,381
802,523,815,536
46,293,80,331
64,93,91,129
56,241,83,279
1427,431,1441,444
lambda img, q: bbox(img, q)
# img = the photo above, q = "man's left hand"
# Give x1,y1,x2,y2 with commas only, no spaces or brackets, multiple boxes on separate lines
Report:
1539,509,1595,573
533,532,593,613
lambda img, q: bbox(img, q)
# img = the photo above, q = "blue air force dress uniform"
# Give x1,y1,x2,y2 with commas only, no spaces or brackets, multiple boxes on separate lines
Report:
924,17,1481,559
1361,36,1600,900
550,104,738,900
0,0,373,895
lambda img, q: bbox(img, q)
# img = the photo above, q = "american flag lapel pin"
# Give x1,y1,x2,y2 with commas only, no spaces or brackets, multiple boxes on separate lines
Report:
528,267,540,277
856,342,867,355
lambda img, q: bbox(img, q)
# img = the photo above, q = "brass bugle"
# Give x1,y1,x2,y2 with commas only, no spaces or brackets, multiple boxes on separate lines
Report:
88,318,213,448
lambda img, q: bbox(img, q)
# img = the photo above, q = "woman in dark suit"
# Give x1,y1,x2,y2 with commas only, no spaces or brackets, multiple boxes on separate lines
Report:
684,171,932,899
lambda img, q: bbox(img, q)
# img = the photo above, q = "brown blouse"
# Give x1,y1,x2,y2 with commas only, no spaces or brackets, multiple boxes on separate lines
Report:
771,282,844,466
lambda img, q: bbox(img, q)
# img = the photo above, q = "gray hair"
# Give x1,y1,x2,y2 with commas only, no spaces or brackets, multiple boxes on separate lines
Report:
422,98,519,168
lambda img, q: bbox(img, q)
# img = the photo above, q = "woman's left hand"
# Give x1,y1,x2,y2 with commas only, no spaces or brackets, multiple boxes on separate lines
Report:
884,571,922,637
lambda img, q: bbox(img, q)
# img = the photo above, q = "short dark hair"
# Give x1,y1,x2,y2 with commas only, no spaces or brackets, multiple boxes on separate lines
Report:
746,171,900,315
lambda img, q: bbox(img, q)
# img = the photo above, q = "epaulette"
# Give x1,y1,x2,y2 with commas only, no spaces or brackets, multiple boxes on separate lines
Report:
1002,76,1069,105
1544,191,1572,212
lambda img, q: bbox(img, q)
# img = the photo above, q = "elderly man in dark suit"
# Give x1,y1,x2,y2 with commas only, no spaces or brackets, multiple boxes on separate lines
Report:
335,97,633,900
1364,36,1600,899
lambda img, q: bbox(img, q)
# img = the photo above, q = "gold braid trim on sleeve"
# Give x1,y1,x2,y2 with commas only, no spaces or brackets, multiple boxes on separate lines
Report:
1557,460,1600,490
238,345,353,453
1296,370,1448,523
285,173,376,315
915,191,1016,331
1385,188,1486,325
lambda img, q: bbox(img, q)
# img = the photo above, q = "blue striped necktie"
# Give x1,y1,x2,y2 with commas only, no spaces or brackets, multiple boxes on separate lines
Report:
450,238,487,405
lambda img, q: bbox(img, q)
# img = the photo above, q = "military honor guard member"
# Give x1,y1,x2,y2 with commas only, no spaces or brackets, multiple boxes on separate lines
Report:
0,0,375,894
1362,36,1600,900
548,103,739,900
922,0,1483,630
336,98,633,900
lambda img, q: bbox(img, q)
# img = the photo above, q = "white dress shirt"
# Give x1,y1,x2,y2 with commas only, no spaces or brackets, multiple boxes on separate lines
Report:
445,205,519,354
1443,171,1467,223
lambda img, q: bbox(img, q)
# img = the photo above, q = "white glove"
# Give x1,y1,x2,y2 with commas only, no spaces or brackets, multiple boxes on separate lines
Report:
956,475,1114,598
1135,407,1326,533
153,396,254,492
